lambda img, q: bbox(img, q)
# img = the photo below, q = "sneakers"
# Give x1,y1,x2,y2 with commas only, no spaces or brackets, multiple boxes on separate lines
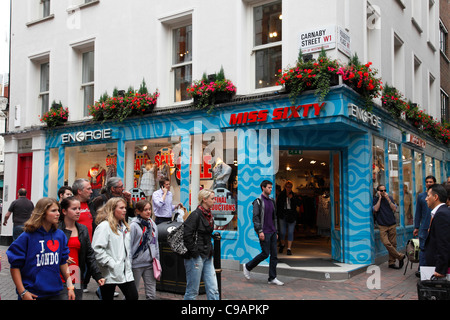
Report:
268,278,284,286
243,263,251,280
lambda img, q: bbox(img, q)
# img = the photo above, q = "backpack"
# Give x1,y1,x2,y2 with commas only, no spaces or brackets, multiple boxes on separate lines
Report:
166,222,197,256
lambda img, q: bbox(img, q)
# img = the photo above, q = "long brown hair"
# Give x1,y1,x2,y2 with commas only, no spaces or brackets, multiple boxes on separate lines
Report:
95,197,129,235
24,198,59,233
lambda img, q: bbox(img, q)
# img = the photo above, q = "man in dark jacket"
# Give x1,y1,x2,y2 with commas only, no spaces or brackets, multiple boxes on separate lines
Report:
243,180,283,285
424,184,450,278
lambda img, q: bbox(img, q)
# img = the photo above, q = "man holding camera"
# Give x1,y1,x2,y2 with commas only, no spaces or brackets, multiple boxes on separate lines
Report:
373,184,405,270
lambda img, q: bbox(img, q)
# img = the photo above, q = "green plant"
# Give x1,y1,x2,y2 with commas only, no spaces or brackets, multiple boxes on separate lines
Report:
381,84,408,118
88,79,159,122
337,53,383,109
187,66,237,112
277,48,341,103
40,101,69,127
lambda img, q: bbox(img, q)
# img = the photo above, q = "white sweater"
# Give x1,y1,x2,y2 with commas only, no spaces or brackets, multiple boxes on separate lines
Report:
92,221,134,284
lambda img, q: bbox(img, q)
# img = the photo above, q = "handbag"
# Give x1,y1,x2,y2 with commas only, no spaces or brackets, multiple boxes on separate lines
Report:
152,258,161,281
417,276,450,300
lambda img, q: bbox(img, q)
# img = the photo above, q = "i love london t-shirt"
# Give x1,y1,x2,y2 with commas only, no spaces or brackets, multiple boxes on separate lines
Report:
79,202,93,241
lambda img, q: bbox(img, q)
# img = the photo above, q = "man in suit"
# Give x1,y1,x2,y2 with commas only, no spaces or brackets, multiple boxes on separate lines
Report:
413,176,435,268
424,184,450,278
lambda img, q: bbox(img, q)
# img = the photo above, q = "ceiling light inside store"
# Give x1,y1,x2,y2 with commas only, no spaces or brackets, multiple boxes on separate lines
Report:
321,162,326,166
299,158,303,162
310,160,316,164
286,165,292,171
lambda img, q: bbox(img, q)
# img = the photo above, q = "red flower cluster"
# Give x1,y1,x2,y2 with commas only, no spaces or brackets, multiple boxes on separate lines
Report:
89,90,159,122
40,102,69,128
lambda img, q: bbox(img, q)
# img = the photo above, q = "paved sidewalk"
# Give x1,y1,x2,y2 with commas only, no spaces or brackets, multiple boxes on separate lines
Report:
0,245,419,301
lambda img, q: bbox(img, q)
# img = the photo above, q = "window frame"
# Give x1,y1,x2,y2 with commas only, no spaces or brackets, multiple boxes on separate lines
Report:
171,23,193,103
251,0,283,91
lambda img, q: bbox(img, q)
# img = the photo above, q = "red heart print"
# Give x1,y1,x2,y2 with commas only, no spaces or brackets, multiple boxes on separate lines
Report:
47,240,59,252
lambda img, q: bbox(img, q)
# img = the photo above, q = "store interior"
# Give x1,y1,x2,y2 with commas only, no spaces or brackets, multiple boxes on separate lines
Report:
275,150,333,262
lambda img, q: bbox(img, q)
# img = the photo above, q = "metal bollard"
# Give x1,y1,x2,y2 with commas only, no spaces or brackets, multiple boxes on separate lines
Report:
213,232,222,300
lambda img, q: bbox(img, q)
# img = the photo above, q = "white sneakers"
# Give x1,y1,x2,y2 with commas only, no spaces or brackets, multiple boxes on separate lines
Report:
268,278,284,286
243,263,251,280
243,264,284,285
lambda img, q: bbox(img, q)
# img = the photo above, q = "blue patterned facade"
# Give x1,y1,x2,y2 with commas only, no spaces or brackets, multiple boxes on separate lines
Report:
43,86,448,265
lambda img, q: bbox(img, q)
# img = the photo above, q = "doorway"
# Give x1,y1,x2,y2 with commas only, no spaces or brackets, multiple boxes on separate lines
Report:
17,153,33,200
275,150,337,261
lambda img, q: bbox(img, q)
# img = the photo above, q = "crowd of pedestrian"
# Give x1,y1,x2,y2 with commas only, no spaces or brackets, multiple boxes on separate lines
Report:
1,174,450,301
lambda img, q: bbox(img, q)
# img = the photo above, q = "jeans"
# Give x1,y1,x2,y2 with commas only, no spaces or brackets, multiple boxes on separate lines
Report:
246,232,278,281
184,255,219,300
13,225,24,241
279,218,296,242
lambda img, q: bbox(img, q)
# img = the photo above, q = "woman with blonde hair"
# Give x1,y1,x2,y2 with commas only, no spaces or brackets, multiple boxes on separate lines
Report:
6,198,75,300
183,189,219,300
92,197,138,300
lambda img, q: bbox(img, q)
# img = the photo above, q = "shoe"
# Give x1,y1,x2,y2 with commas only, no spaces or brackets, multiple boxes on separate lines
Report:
415,271,421,278
243,264,251,280
268,278,284,286
287,248,292,255
279,244,285,253
398,256,405,269
388,264,399,269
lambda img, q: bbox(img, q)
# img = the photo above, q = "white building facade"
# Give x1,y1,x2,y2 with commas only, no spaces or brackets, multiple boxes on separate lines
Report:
2,0,446,267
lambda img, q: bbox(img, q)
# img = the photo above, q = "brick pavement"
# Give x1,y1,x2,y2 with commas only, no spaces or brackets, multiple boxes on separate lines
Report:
0,245,419,301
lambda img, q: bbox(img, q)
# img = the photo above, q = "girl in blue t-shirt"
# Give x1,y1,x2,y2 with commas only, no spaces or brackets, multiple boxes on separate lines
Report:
7,198,75,300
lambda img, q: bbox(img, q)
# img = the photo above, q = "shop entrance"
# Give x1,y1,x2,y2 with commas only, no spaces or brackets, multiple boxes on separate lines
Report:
275,150,341,262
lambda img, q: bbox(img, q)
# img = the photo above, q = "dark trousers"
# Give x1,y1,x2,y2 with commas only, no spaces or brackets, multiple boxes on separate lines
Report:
246,232,278,281
100,281,138,300
155,216,172,225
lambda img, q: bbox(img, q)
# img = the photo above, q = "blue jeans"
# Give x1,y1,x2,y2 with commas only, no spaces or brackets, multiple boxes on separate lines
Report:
279,218,296,242
13,225,24,241
184,255,219,300
246,232,278,281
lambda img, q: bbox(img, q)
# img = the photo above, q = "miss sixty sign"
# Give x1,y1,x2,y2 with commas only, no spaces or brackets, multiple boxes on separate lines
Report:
229,103,326,125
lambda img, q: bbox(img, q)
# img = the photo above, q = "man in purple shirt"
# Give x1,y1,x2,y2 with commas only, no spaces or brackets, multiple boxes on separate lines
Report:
243,180,284,285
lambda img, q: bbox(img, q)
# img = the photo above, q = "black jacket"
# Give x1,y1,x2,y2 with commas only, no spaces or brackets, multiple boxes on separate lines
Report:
58,221,103,283
252,194,277,235
424,204,450,275
183,207,214,259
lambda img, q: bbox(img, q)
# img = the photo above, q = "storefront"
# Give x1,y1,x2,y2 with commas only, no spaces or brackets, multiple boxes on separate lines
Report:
43,85,448,265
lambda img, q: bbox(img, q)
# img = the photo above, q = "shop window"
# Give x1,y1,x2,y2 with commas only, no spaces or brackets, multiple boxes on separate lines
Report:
132,134,238,231
388,142,400,211
253,0,282,89
63,143,118,198
435,159,442,183
372,136,385,191
414,152,424,195
402,146,414,226
425,155,433,178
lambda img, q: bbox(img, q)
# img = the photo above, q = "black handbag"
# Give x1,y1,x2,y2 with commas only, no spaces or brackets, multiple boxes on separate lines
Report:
417,276,450,300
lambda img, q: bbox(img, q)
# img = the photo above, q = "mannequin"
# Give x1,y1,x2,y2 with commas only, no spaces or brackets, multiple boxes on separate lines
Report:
88,163,105,198
139,160,156,198
212,158,232,189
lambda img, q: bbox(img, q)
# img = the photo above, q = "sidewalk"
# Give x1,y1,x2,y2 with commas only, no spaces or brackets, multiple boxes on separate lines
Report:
0,245,419,301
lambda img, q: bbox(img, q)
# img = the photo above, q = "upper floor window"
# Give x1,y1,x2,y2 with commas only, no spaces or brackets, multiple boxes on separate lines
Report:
253,0,282,89
40,62,50,115
42,0,51,18
82,51,95,116
172,25,192,102
440,21,448,56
